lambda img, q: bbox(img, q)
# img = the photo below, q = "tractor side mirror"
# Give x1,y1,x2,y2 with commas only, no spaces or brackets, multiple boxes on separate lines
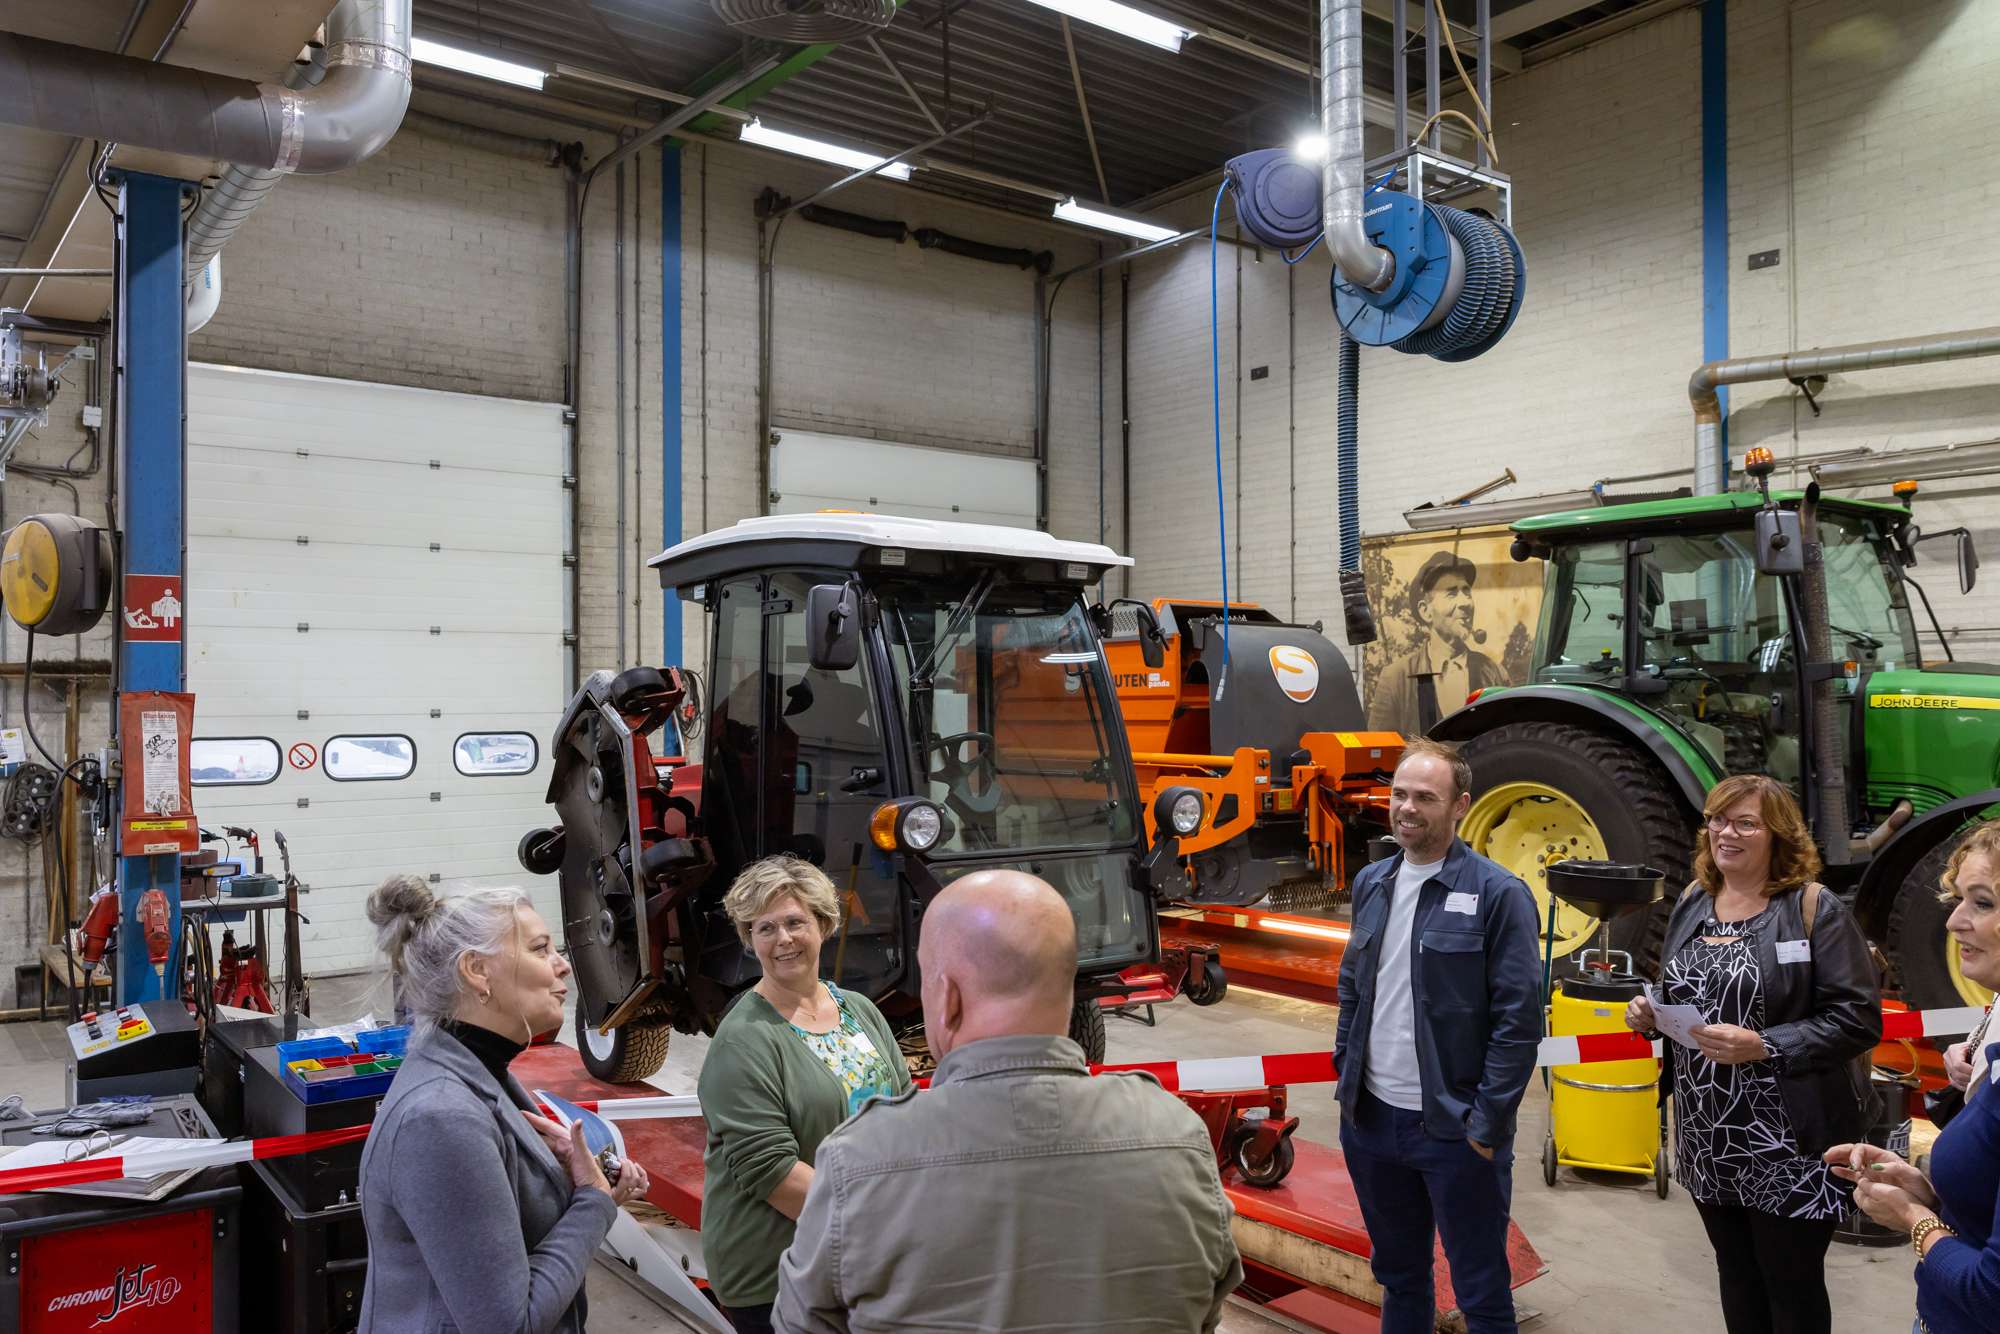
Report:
1103,598,1166,670
806,583,860,671
1753,509,1805,576
1958,530,1980,594
1134,606,1166,670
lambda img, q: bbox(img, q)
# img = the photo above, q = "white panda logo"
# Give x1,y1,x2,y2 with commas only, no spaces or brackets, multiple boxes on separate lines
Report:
1269,645,1319,704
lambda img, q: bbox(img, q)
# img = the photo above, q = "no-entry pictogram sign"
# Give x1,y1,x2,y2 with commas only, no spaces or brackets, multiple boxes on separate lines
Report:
288,742,319,771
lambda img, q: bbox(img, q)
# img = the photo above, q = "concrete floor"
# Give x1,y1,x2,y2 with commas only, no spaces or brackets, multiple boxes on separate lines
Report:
0,979,1922,1332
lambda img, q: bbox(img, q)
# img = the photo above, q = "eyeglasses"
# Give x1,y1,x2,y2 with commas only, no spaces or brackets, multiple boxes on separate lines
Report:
1704,815,1766,838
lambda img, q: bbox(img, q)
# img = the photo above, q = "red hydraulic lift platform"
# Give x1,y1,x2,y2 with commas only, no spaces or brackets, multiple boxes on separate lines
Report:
514,1042,1546,1330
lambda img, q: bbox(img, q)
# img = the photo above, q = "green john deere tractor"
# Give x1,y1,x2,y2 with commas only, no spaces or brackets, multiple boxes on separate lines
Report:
1435,454,1995,1011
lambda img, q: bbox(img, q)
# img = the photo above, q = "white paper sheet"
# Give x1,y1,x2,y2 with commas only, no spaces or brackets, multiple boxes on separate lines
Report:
1645,984,1708,1049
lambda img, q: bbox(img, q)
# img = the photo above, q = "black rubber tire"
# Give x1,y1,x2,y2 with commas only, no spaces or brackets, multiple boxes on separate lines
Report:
1542,1134,1558,1187
1655,1149,1671,1199
1185,957,1229,1007
1459,721,1696,976
518,826,566,877
575,1008,671,1084
1887,830,1997,1013
1231,1131,1296,1188
1068,994,1107,1064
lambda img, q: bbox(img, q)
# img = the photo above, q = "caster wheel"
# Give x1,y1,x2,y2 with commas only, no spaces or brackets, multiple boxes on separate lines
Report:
1230,1131,1296,1188
518,826,566,876
1184,956,1228,1007
1542,1135,1558,1187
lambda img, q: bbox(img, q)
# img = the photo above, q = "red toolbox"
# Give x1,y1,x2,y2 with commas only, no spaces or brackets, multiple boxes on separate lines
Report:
0,1095,240,1333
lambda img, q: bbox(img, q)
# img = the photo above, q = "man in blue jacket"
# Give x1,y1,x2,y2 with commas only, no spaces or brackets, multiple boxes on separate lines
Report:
1334,737,1541,1333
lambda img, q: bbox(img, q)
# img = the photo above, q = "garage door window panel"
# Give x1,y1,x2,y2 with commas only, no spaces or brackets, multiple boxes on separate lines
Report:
325,735,418,782
191,737,282,786
454,732,539,776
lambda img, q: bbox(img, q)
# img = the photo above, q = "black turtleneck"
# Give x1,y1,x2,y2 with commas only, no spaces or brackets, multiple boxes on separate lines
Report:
443,1018,527,1087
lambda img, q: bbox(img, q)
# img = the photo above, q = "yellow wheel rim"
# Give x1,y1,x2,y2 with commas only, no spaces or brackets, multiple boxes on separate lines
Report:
1948,939,1996,1008
1461,781,1607,959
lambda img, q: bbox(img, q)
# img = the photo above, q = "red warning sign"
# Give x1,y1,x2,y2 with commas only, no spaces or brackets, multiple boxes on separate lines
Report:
122,575,184,643
288,742,319,771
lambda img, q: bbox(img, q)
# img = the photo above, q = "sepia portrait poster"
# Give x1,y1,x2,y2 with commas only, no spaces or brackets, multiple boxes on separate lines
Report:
1360,525,1546,736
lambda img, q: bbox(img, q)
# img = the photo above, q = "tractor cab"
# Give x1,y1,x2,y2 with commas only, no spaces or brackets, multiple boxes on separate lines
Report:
528,514,1175,1082
1515,491,1928,785
1441,477,1998,1009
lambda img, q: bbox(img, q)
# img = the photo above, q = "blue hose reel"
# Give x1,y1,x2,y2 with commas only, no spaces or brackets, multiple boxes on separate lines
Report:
1225,148,1526,363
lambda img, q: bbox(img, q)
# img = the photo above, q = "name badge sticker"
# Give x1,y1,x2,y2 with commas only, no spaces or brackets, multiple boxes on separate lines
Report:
1443,891,1479,916
1776,938,1812,965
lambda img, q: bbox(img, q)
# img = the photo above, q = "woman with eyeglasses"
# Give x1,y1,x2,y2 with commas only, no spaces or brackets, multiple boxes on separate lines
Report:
1623,774,1881,1334
696,856,912,1333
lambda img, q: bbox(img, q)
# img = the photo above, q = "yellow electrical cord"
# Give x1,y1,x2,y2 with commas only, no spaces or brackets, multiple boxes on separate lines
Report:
1426,0,1502,167
1409,110,1494,159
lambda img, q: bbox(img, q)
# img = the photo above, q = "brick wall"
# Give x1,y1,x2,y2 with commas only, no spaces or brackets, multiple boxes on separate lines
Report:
1119,0,2000,666
673,141,1107,667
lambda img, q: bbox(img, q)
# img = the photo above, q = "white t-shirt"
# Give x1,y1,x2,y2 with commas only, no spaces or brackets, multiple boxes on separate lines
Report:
1364,853,1445,1111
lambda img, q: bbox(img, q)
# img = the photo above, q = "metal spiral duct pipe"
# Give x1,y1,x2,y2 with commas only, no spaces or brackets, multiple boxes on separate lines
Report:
1337,334,1361,571
1689,324,2000,494
0,0,410,176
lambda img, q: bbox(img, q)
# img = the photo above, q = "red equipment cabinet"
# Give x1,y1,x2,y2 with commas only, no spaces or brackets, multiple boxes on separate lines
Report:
0,1096,240,1334
0,1174,240,1333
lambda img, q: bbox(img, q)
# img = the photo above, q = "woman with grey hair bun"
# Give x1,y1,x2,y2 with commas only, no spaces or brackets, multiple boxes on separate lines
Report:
355,874,651,1334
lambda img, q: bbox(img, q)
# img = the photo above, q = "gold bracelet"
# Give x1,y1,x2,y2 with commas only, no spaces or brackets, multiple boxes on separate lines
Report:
1911,1216,1957,1262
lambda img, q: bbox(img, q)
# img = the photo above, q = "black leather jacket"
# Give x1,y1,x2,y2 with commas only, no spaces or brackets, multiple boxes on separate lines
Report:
1657,882,1883,1157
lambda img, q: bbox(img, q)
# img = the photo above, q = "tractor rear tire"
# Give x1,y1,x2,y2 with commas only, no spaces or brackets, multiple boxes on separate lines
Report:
1459,721,1694,976
1887,832,1997,1013
575,1008,671,1084
1068,994,1107,1064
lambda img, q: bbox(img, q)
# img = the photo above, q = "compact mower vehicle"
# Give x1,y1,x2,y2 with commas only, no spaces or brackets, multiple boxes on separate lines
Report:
522,514,1233,1083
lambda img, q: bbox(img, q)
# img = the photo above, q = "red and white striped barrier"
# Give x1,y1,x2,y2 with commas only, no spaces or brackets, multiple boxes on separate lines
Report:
0,1005,1984,1197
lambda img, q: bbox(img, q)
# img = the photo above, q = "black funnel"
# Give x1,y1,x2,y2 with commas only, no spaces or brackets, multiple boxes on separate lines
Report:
1546,860,1665,921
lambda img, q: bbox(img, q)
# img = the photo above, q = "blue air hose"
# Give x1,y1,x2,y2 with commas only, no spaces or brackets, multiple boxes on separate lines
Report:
1210,179,1232,671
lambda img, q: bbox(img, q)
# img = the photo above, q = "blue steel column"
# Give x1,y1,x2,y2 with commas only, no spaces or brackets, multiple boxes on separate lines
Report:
1700,0,1729,477
113,172,193,1004
660,146,685,757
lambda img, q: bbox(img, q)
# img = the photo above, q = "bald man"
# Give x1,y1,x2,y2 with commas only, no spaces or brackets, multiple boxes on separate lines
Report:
772,870,1242,1333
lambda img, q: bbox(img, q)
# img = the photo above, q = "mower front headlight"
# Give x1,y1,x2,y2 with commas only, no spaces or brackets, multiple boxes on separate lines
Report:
870,797,950,854
1156,786,1205,838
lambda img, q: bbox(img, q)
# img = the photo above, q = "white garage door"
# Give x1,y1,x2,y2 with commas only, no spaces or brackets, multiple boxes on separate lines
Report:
184,363,565,975
769,428,1036,528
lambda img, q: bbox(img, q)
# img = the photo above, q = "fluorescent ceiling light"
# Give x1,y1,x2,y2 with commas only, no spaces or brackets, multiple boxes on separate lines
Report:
410,36,546,90
1053,198,1178,243
1293,133,1328,162
1022,0,1193,52
739,119,912,181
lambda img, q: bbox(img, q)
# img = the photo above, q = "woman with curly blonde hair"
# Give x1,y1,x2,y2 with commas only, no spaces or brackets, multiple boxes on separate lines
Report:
1625,774,1881,1334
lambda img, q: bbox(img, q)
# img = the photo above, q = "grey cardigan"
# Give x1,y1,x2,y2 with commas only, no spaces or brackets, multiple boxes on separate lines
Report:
356,1028,618,1334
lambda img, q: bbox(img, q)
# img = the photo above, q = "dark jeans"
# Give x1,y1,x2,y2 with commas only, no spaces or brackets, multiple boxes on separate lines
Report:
1339,1086,1517,1334
722,1303,775,1334
1693,1200,1837,1334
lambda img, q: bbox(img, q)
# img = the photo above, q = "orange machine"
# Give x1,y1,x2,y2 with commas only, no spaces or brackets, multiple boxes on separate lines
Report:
1103,600,1402,910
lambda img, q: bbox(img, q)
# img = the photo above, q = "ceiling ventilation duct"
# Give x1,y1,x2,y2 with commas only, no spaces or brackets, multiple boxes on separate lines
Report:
711,0,898,43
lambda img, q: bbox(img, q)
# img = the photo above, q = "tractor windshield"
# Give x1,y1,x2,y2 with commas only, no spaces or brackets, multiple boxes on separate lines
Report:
1533,512,1919,781
881,582,1140,858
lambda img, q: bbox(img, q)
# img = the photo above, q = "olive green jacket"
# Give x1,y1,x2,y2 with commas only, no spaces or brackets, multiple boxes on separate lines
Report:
697,987,910,1308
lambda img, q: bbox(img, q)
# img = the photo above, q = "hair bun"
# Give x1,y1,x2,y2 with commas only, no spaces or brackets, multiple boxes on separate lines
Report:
367,873,437,970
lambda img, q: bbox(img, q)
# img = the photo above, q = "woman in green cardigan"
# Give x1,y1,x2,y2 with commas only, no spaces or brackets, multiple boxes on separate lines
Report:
697,856,912,1332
